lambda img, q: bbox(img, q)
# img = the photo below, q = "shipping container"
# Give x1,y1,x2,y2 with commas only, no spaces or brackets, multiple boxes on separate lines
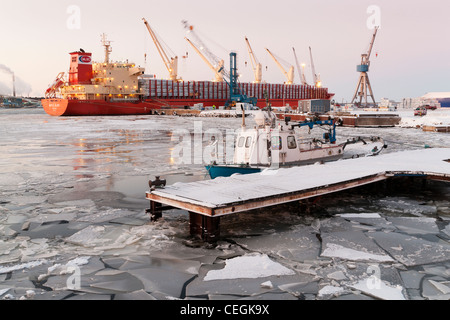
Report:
143,79,333,108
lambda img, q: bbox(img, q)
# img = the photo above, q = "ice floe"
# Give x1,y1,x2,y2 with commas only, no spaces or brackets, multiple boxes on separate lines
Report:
321,243,394,262
348,278,406,300
203,253,295,281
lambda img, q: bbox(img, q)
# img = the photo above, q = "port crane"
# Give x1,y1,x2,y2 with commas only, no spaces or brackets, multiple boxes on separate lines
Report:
265,48,294,85
143,18,179,81
226,52,257,107
351,26,379,108
245,37,262,83
309,47,321,87
292,47,307,85
182,20,226,82
184,37,225,82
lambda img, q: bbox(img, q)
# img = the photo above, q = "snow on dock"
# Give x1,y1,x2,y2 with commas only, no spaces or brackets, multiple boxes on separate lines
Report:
146,148,450,240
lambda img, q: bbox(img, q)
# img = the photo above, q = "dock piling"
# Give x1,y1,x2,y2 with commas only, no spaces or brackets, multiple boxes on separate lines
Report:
189,212,220,242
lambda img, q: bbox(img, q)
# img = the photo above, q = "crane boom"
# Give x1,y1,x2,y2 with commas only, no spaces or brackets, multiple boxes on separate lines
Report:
245,37,262,83
185,37,224,82
309,47,321,87
292,47,307,85
265,48,294,84
142,18,178,81
182,20,228,82
366,26,379,61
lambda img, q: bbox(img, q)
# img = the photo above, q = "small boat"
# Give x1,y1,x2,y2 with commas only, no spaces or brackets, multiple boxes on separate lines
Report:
205,109,386,179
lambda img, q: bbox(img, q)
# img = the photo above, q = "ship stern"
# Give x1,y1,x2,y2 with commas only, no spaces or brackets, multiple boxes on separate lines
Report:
41,98,69,116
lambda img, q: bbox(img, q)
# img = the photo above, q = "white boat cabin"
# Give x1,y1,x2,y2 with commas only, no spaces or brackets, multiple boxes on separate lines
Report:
233,111,344,167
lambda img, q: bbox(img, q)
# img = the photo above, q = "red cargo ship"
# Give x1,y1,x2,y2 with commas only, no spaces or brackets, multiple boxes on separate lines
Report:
42,36,334,116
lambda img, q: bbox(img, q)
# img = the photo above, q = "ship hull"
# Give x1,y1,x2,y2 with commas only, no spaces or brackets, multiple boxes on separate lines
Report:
205,152,344,179
42,99,162,116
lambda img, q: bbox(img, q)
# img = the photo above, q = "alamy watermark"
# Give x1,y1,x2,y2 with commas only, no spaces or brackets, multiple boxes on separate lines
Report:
66,265,81,290
366,264,382,290
170,120,282,171
67,5,81,30
367,5,381,30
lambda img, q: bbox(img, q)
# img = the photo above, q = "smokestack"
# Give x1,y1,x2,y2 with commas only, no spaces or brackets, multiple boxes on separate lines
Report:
12,73,16,97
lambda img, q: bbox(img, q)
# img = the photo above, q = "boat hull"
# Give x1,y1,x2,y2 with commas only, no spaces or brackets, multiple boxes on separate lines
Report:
205,165,262,179
205,153,344,179
41,98,162,116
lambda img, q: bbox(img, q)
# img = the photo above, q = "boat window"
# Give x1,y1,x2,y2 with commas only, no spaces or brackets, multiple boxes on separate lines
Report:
271,136,282,150
238,137,245,148
245,137,252,148
287,136,297,149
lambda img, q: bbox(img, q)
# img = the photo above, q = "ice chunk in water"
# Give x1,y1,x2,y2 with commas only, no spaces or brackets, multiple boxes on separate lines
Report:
203,253,295,281
321,243,394,262
370,231,450,266
65,225,108,247
318,285,345,297
422,279,450,300
320,231,394,262
349,278,406,300
387,217,439,235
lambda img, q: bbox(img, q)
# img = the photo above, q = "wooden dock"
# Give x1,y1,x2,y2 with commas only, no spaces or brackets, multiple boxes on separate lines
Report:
146,148,450,241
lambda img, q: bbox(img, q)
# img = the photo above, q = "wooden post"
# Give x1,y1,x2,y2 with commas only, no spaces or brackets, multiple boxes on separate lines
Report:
189,212,220,242
148,200,162,222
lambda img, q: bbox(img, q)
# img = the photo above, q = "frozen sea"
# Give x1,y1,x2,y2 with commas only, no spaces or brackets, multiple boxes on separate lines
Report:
0,107,449,302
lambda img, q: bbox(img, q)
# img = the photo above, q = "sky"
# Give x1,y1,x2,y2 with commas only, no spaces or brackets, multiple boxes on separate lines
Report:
0,0,449,102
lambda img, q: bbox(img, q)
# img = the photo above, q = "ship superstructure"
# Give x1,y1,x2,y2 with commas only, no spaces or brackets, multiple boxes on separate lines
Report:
60,36,145,101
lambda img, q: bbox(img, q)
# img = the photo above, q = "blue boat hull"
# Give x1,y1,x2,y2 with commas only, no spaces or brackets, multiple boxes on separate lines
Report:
205,165,262,179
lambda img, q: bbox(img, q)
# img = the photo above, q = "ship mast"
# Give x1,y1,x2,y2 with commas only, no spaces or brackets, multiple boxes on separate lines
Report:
101,33,112,64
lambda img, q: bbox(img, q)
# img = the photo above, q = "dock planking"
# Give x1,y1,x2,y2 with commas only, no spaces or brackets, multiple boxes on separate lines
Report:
146,148,450,241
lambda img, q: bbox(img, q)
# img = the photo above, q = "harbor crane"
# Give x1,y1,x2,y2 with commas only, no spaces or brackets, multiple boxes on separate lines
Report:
265,48,294,85
292,47,307,85
182,20,226,82
184,37,225,82
245,37,262,83
351,26,379,108
143,18,179,81
309,47,321,87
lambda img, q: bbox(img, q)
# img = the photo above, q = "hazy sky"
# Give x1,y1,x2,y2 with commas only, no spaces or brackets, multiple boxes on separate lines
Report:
0,0,449,102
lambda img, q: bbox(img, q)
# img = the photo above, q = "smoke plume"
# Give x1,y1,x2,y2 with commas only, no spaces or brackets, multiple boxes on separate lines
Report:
0,64,13,75
0,64,32,96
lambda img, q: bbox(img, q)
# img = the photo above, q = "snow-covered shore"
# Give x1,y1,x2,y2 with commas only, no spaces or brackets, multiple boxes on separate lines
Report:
397,108,450,128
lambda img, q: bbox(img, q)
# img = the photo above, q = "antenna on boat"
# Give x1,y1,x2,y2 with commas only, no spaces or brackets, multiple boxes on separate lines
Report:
241,105,246,128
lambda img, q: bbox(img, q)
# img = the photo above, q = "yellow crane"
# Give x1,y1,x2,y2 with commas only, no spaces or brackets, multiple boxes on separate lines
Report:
185,37,224,82
265,48,294,85
142,18,179,81
292,47,308,86
182,20,226,82
309,47,322,88
245,37,262,83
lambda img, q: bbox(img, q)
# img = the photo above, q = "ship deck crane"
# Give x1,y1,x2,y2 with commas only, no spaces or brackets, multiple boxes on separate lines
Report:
309,47,321,87
265,48,294,85
184,37,224,82
182,20,227,82
143,18,179,81
292,47,307,85
351,26,379,108
245,37,262,84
